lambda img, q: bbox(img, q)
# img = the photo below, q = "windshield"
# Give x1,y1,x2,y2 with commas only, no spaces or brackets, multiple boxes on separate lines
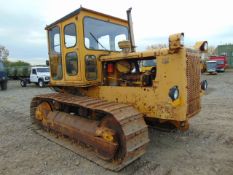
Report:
142,60,156,67
84,17,129,51
217,60,224,65
37,68,49,73
207,62,217,69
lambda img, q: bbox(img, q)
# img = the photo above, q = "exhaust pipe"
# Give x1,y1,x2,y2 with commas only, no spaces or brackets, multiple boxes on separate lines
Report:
127,8,136,52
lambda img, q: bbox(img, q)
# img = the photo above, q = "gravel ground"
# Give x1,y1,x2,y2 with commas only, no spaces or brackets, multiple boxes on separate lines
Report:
0,70,233,175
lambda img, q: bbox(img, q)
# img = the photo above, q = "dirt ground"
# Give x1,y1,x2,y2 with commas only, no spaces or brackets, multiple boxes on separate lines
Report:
1,70,233,175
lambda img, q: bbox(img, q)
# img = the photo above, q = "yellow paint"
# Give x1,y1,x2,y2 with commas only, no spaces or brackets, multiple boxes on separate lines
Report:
169,33,184,50
47,8,128,87
82,48,189,121
194,41,208,51
45,7,203,124
103,132,114,142
116,61,131,73
35,102,51,121
96,127,115,142
140,66,152,72
171,98,181,107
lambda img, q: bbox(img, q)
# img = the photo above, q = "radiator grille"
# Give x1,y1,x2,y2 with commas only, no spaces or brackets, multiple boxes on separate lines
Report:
186,50,201,117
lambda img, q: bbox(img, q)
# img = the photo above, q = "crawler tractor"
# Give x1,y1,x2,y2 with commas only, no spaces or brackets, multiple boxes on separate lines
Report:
31,7,208,171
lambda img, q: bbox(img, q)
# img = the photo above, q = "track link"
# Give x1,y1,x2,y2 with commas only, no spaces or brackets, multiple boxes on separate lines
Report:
30,92,149,171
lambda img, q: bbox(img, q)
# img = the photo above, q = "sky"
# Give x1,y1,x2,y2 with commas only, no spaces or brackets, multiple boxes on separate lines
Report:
0,0,233,65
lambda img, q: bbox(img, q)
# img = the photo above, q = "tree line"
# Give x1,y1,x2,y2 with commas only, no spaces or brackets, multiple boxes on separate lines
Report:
0,45,31,67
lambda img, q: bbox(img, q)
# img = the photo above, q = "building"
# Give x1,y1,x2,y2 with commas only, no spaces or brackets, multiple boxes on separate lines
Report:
215,44,233,67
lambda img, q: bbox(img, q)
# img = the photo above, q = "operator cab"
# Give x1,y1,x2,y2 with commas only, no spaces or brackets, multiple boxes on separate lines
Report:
46,7,130,87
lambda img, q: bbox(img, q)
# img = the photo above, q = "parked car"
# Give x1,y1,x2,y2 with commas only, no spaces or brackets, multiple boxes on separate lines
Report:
209,56,227,72
206,60,217,75
20,66,50,87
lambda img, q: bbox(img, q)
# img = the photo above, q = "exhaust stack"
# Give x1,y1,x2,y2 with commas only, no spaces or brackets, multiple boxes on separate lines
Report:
127,8,136,52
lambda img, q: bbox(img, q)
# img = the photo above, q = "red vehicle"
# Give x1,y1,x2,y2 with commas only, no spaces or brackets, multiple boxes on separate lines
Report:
209,56,228,72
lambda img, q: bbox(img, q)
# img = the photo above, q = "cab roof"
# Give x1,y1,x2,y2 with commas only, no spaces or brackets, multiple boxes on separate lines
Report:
45,7,128,30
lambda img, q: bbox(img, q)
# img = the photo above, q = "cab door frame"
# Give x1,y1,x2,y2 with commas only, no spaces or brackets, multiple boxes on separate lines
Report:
61,16,81,82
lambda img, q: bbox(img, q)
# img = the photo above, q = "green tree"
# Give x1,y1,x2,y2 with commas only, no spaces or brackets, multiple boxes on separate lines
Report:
0,45,9,61
9,60,30,67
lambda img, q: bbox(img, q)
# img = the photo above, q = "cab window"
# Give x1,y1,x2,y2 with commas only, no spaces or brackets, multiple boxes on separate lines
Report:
64,23,77,48
84,17,129,51
32,69,37,74
49,27,61,53
98,35,110,50
85,55,97,80
48,26,63,80
66,52,78,75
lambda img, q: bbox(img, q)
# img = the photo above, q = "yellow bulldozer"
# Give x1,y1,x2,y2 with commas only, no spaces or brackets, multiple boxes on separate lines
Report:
30,7,208,171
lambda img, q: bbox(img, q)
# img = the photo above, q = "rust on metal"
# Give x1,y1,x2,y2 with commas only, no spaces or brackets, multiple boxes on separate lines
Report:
35,102,51,121
30,92,149,171
186,51,201,117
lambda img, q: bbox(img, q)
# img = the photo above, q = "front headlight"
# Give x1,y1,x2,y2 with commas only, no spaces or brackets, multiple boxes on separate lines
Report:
169,86,179,101
201,80,208,91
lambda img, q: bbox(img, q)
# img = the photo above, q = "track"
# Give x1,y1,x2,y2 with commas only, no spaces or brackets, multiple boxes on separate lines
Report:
30,92,149,171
